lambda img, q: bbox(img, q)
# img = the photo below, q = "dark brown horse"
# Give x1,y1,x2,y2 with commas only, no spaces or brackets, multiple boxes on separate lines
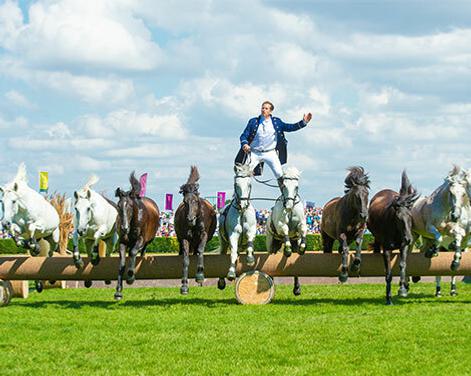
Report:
114,172,160,300
174,166,217,295
321,166,370,282
368,171,419,305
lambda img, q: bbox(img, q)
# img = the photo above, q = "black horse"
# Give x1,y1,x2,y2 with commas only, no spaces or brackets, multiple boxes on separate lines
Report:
368,171,419,305
114,172,160,300
321,166,370,282
174,166,217,295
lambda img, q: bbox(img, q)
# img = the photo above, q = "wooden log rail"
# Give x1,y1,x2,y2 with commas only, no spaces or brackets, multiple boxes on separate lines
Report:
0,252,470,281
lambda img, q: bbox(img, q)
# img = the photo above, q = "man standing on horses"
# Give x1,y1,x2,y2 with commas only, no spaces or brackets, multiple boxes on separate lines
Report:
235,100,312,190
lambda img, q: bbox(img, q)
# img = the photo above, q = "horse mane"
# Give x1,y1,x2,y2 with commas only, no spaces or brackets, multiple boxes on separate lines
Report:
180,166,200,194
14,162,28,184
129,171,141,197
283,166,301,180
344,166,370,193
396,170,419,209
234,163,252,178
82,174,99,191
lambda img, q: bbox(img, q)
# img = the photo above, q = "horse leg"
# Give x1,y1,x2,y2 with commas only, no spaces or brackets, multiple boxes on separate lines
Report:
91,227,106,265
126,238,143,285
246,222,256,267
298,221,307,255
321,231,334,253
180,239,190,295
72,231,84,269
424,226,441,258
450,276,457,296
293,276,301,296
114,243,126,300
338,233,349,283
350,229,365,273
435,276,442,297
195,230,207,285
103,237,114,285
398,243,409,298
227,233,239,281
449,238,463,271
382,248,393,305
27,224,41,256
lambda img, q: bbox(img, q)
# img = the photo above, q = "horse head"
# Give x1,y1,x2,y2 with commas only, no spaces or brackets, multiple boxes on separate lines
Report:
73,175,99,236
1,163,29,227
392,171,420,245
279,167,301,211
115,172,141,236
179,166,201,225
344,166,370,221
445,165,468,222
233,163,252,210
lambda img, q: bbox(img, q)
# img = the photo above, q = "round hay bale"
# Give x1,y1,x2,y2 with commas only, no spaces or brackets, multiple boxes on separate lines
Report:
0,280,12,307
10,280,29,299
38,239,50,256
98,240,107,258
235,271,275,305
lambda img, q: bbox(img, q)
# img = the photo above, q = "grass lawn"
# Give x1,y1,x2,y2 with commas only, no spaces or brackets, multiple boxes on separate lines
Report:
0,282,470,376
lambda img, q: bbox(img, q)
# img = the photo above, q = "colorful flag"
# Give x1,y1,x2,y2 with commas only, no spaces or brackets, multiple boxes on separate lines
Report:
39,171,48,193
165,193,173,211
139,173,148,197
217,191,226,209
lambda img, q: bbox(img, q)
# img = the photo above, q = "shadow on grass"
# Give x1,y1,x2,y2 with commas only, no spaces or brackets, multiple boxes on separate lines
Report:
13,297,238,309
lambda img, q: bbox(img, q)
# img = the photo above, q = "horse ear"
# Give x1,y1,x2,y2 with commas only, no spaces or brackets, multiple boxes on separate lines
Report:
13,183,18,192
115,188,122,198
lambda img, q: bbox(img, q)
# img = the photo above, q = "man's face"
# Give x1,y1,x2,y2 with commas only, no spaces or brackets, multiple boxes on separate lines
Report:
261,104,272,118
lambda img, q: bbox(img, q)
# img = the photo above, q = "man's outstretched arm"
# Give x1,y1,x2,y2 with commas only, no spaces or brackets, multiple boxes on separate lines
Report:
280,113,312,132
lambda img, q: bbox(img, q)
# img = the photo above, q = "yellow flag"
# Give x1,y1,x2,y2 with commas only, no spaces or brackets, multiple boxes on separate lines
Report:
39,171,49,192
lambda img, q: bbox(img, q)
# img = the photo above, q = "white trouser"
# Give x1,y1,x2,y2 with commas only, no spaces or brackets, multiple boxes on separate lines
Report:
248,149,283,178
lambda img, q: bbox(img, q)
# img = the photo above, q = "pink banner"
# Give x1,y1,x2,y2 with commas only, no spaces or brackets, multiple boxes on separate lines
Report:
217,191,226,209
139,173,148,197
165,193,173,211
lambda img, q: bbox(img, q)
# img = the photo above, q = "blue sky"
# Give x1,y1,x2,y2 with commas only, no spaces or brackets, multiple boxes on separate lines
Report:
1,0,470,208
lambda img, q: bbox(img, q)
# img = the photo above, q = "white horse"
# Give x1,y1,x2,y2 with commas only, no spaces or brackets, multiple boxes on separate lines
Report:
219,164,257,281
411,166,470,272
266,167,307,295
72,175,119,270
0,163,59,256
434,167,471,296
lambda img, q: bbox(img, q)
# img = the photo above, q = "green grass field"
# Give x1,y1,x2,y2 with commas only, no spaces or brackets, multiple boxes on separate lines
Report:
1,283,470,376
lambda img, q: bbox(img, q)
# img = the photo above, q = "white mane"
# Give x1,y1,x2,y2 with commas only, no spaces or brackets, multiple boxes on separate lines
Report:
234,164,252,178
283,166,301,180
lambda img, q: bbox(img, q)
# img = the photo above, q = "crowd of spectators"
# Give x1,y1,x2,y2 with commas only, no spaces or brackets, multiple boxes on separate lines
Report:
154,206,323,237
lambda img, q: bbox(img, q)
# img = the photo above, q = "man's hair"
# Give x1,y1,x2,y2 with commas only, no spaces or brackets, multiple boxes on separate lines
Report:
262,101,274,111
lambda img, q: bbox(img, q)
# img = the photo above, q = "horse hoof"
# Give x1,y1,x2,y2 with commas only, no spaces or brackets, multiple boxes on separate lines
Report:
412,276,421,283
217,278,226,290
84,280,93,288
227,270,236,281
195,272,205,284
424,249,438,258
435,291,442,298
398,287,408,298
30,249,40,257
284,248,292,258
35,281,43,293
114,292,123,301
450,290,457,297
293,287,301,296
126,277,135,285
450,260,460,271
105,280,112,285
350,258,361,273
74,259,84,269
246,254,255,267
338,273,348,283
91,256,100,266
386,300,393,306
298,246,306,256
180,285,189,295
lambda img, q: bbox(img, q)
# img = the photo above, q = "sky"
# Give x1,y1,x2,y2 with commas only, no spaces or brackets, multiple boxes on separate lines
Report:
0,0,470,209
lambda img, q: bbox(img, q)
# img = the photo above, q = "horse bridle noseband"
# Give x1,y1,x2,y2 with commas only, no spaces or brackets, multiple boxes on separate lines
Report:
233,175,252,211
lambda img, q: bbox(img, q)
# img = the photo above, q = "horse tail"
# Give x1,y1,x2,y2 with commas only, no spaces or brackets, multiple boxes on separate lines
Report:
14,162,28,183
84,174,99,191
129,171,141,197
397,170,419,209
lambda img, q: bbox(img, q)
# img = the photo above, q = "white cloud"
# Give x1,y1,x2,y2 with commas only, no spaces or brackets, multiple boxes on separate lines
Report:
74,156,111,171
2,0,163,71
4,90,35,109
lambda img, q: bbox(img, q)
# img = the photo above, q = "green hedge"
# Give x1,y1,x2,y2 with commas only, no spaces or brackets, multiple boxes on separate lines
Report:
0,234,375,255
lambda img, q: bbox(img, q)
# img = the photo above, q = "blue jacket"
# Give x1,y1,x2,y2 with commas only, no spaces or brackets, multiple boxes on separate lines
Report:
235,115,307,174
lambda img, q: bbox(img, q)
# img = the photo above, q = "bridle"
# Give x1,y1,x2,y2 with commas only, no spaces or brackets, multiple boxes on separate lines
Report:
278,177,301,208
232,174,252,211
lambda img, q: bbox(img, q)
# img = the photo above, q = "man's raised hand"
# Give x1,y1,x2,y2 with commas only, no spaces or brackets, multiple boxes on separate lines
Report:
303,113,312,123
